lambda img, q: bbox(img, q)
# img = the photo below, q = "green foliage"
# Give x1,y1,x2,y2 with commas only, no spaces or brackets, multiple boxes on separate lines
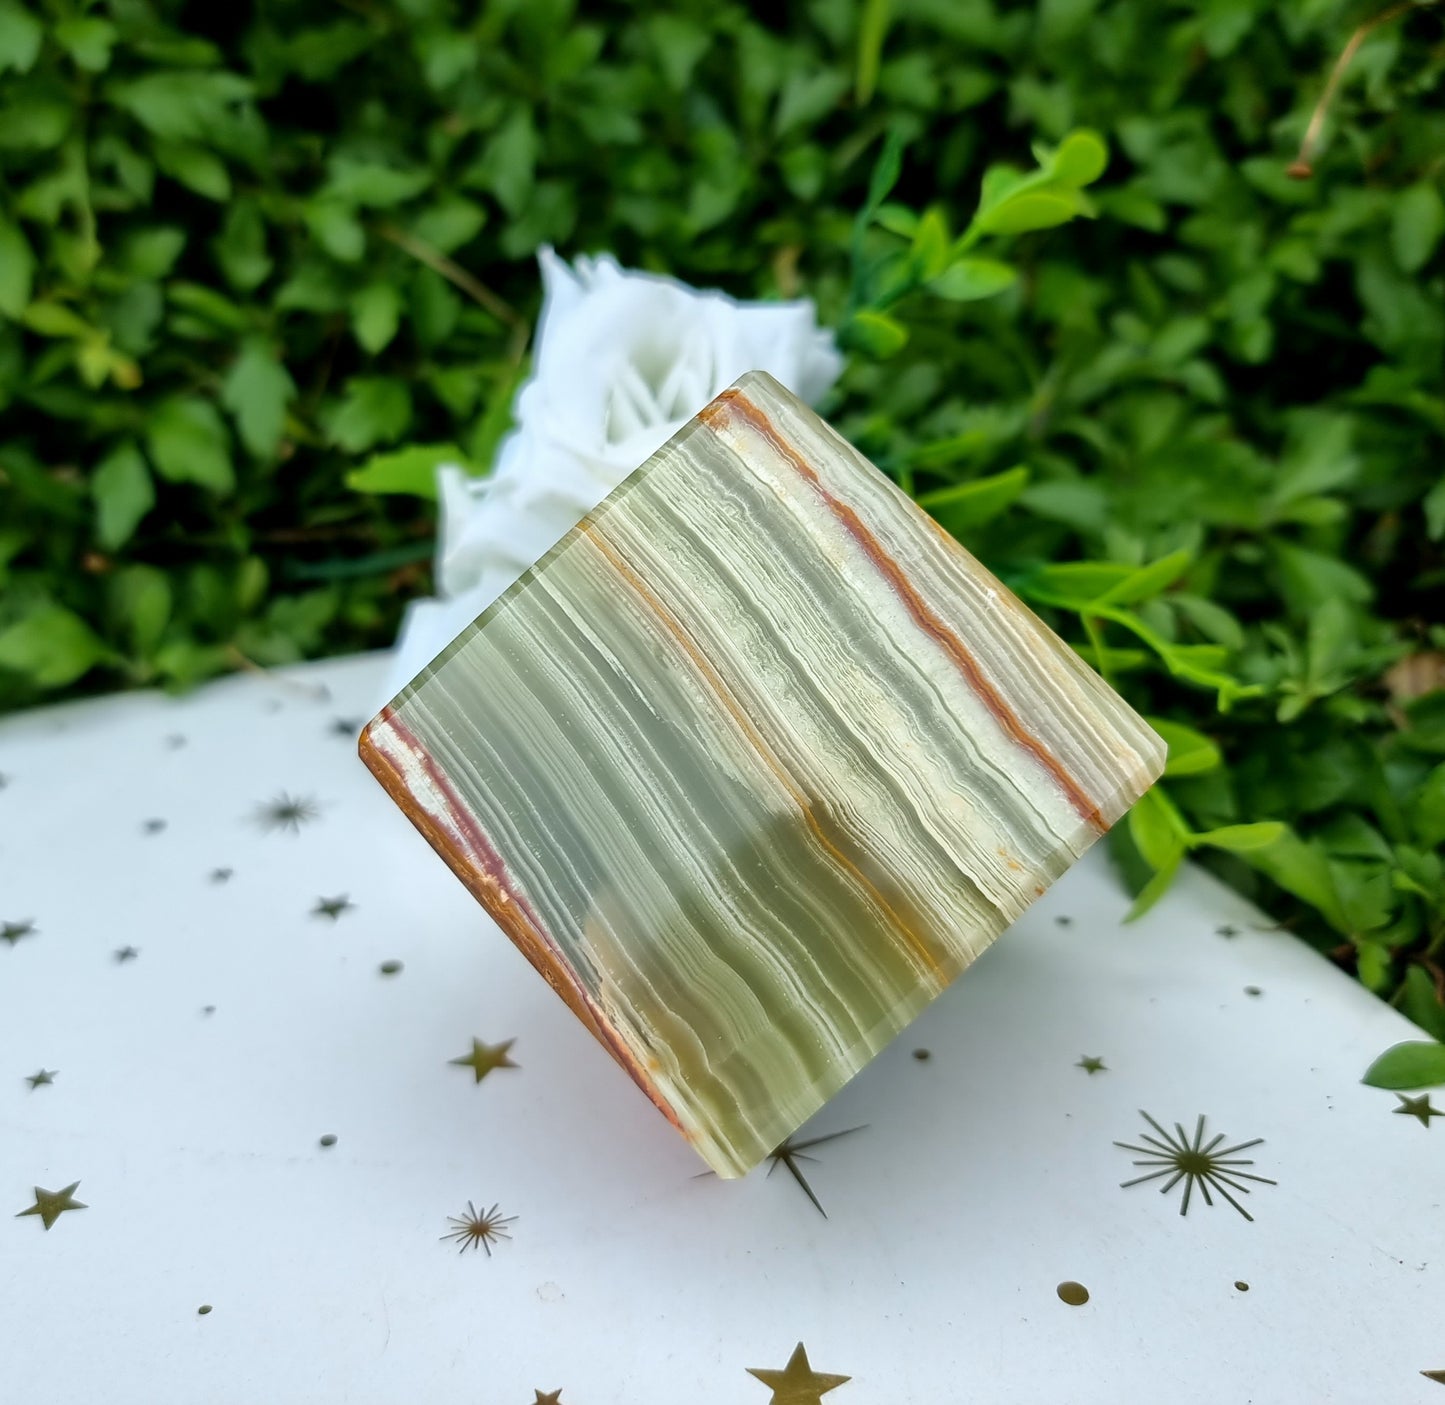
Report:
1361,1040,1445,1090
0,0,1443,1042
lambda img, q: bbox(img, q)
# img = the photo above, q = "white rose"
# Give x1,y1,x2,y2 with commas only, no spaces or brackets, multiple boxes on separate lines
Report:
384,248,842,699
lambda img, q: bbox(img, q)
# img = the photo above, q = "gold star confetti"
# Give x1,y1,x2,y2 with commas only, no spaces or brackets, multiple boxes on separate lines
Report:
254,792,320,834
766,1125,864,1219
441,1201,515,1255
1116,1111,1276,1220
1076,1055,1107,1074
450,1038,518,1084
16,1182,87,1230
114,945,139,963
25,1069,56,1089
2,918,36,947
312,895,354,921
747,1342,851,1404
533,1391,564,1404
1394,1093,1441,1128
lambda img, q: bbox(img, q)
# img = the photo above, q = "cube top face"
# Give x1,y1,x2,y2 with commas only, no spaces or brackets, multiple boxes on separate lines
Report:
362,371,1164,1178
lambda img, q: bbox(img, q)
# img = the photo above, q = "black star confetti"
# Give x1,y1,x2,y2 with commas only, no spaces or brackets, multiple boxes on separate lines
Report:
16,1182,87,1230
1393,1093,1441,1128
253,792,320,834
25,1069,56,1089
2,919,36,947
449,1037,518,1084
312,895,354,921
441,1201,515,1255
1116,1111,1276,1220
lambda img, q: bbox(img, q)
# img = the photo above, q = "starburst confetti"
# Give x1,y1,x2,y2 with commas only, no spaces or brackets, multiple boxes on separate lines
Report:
1116,1111,1276,1221
441,1201,516,1256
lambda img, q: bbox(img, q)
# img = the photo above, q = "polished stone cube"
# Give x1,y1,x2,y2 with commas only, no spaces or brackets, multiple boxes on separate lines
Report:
362,371,1164,1177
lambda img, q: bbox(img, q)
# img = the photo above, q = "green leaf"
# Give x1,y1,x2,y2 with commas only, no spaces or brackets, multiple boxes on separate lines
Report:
350,282,403,355
91,442,155,549
1410,763,1445,849
409,197,486,255
54,17,118,72
1361,1041,1445,1091
145,397,234,493
917,466,1030,534
324,377,413,454
1125,850,1183,921
110,564,171,657
153,141,232,201
22,302,92,338
119,227,186,280
0,215,35,319
1391,182,1445,274
304,201,366,263
324,157,431,209
1049,129,1108,187
1192,821,1287,853
1128,789,1186,871
0,0,43,74
214,202,272,292
928,258,1017,302
221,341,295,459
0,604,108,688
855,0,890,104
1243,830,1349,935
976,188,1085,237
346,443,468,499
847,309,908,357
474,110,537,218
1150,718,1222,777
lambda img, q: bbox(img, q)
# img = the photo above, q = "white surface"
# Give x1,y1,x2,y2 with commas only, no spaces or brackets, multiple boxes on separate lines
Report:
0,653,1440,1404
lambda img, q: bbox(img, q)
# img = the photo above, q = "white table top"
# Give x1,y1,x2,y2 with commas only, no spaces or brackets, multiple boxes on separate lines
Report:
1,653,1441,1403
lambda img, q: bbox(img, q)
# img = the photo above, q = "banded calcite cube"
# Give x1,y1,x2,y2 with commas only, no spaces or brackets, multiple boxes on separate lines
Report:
361,371,1164,1177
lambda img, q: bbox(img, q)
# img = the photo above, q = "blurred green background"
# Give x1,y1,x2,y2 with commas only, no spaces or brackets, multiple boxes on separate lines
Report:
1,0,1443,1045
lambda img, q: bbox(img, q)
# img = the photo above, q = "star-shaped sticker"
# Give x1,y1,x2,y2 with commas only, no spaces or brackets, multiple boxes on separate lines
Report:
312,895,354,921
1077,1055,1107,1074
1394,1093,1441,1128
114,946,139,963
16,1182,87,1230
25,1069,56,1089
747,1343,850,1404
2,918,36,947
449,1038,518,1083
533,1391,564,1404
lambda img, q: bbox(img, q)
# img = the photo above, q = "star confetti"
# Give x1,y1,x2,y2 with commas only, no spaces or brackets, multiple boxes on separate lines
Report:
449,1038,518,1084
312,895,354,921
1076,1056,1107,1074
114,946,139,963
766,1126,865,1219
25,1069,56,1089
16,1182,87,1230
2,919,36,947
1394,1093,1441,1128
747,1343,851,1404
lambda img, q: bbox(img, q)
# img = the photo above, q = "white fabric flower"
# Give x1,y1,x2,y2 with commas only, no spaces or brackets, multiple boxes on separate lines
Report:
384,248,842,699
